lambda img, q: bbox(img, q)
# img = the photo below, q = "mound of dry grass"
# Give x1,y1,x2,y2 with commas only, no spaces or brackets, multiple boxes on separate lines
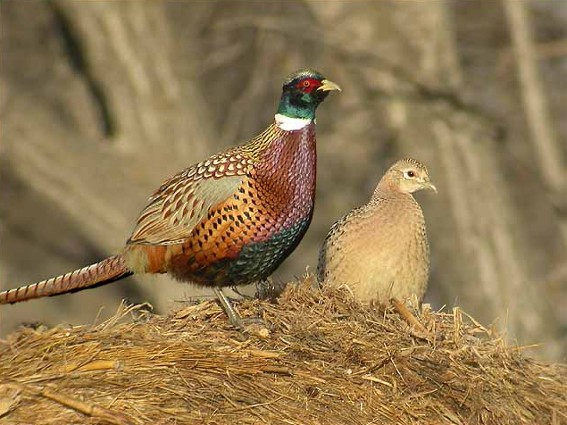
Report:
1,276,566,425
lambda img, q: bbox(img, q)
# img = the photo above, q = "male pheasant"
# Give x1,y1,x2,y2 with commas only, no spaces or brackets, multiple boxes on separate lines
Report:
317,158,436,305
1,69,340,327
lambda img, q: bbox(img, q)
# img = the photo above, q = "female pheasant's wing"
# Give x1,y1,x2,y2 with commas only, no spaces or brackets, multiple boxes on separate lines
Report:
317,205,368,282
128,152,252,245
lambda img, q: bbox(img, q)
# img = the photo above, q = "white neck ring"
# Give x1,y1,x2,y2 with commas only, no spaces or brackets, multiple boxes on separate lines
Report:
274,114,312,131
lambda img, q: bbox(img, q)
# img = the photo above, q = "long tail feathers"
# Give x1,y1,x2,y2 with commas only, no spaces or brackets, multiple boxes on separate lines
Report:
0,255,132,304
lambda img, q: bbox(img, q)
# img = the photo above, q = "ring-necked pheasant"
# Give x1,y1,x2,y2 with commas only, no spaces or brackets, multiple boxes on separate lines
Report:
1,69,340,328
317,158,436,305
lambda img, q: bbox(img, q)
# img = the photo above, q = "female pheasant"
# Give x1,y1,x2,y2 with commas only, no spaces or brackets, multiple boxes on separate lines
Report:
317,158,436,305
0,69,340,327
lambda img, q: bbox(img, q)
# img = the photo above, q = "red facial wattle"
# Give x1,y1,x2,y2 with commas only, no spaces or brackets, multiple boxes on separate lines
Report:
296,78,321,94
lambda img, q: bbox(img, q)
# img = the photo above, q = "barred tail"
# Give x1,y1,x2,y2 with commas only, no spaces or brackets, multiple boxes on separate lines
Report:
0,255,132,304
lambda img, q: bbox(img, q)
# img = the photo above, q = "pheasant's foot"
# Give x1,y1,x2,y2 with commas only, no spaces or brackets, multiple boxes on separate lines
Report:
254,279,288,300
213,288,269,338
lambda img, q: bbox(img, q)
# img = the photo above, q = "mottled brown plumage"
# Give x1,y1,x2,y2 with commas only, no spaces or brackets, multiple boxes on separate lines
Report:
1,70,340,327
317,158,436,305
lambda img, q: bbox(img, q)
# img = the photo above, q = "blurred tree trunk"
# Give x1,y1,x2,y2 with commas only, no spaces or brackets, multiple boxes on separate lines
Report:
502,0,567,242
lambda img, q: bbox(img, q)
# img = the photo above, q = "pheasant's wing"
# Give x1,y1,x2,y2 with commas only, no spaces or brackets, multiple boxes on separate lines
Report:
128,151,253,245
316,205,367,281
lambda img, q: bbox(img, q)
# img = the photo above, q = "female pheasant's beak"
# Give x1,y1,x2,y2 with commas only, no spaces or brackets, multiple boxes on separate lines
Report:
425,182,438,194
317,79,342,92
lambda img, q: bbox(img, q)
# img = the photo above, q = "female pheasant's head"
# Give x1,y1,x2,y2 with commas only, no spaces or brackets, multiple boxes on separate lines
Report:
379,158,438,195
276,69,340,128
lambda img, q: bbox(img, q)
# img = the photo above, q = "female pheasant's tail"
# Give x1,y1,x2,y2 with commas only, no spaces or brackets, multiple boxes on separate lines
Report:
0,255,132,304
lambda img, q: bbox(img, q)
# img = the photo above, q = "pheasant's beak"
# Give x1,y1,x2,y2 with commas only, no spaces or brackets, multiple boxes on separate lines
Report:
318,79,342,92
425,182,438,194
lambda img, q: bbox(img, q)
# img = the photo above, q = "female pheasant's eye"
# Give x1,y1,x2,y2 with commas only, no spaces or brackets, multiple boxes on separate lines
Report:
406,170,415,178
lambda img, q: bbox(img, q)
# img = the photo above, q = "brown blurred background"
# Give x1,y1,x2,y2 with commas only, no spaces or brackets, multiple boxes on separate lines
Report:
1,0,566,360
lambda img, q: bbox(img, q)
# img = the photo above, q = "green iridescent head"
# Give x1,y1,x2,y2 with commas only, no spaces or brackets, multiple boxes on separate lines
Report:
276,69,341,120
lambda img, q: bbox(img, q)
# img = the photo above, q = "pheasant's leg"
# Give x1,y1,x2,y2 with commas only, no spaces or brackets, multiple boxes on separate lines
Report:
214,287,245,330
214,287,268,335
390,297,428,335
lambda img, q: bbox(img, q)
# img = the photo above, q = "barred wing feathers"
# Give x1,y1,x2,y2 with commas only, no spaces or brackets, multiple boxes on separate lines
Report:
128,151,253,245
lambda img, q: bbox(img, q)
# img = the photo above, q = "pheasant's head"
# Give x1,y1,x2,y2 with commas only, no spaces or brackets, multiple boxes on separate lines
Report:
276,69,341,121
381,158,437,195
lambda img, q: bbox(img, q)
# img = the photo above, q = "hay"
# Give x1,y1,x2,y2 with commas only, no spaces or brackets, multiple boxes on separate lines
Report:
1,276,566,425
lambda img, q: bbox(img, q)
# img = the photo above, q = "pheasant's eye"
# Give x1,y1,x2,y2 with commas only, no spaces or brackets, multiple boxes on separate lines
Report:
296,78,318,91
405,170,416,178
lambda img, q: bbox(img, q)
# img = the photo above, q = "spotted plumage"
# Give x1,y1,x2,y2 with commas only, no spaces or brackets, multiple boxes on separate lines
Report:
317,158,436,305
1,70,340,319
